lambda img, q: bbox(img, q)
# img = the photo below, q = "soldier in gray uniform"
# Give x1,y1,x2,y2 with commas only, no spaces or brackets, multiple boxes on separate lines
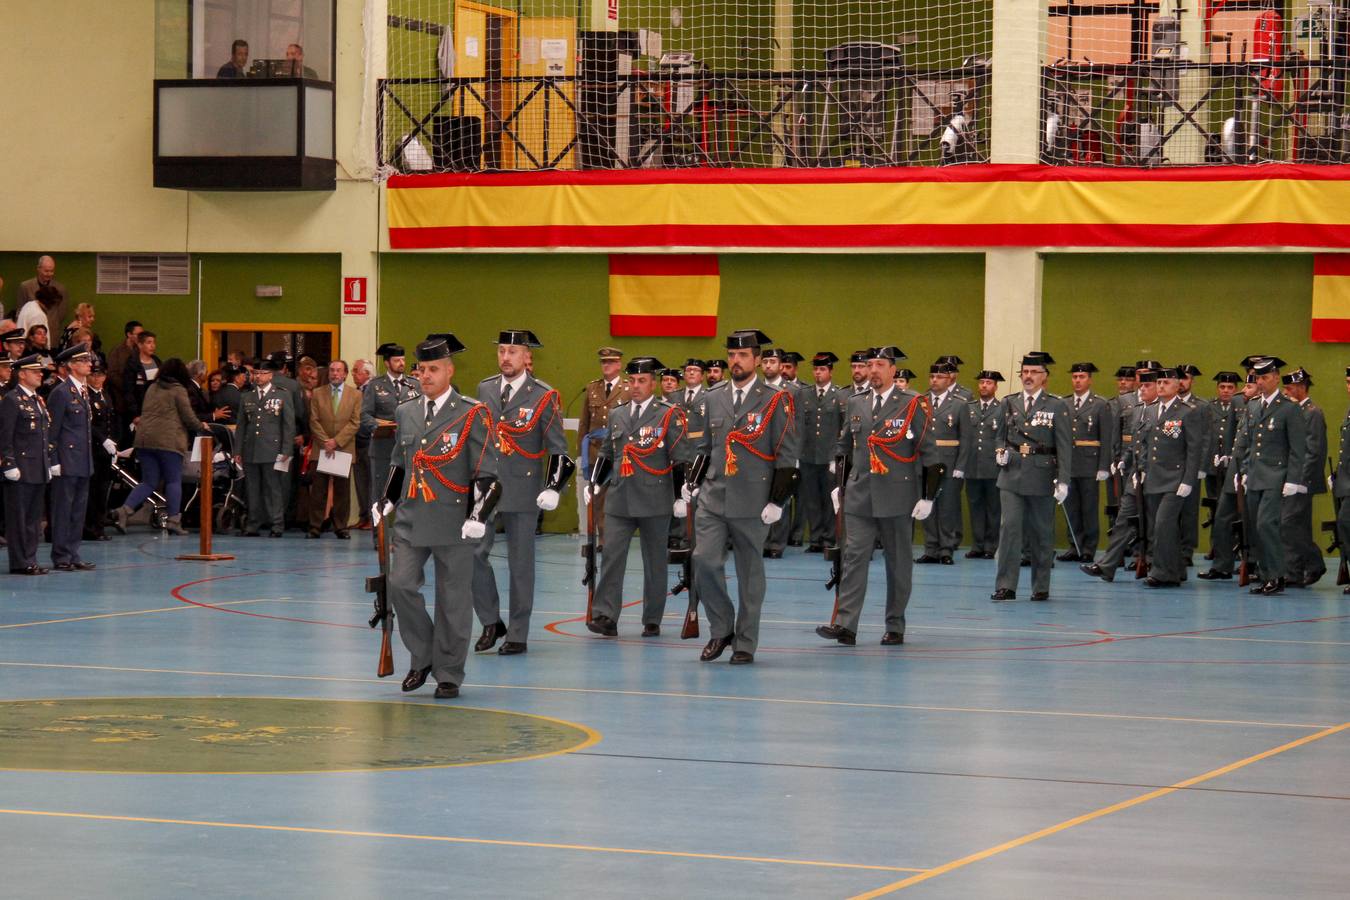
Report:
361,342,421,497
0,354,56,574
235,358,297,537
660,368,682,397
585,356,691,637
1174,363,1213,566
936,355,973,401
471,329,572,655
916,359,967,564
47,343,98,571
1083,369,1159,582
963,370,1005,559
1058,362,1114,562
847,350,871,396
1139,368,1205,587
1280,367,1327,587
374,334,500,700
760,348,801,558
798,352,845,553
670,358,709,547
1199,371,1245,579
990,352,1073,601
1332,366,1350,595
1103,365,1141,524
685,329,799,665
705,359,727,389
895,367,916,392
1234,356,1307,595
815,345,935,646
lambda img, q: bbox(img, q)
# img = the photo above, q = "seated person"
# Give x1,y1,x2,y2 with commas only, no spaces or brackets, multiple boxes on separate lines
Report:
217,40,249,78
285,43,319,78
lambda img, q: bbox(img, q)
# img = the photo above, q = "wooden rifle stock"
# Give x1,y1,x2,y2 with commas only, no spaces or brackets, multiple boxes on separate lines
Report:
1234,477,1252,587
366,518,395,678
1133,475,1149,579
824,459,849,624
679,500,700,640
581,496,597,620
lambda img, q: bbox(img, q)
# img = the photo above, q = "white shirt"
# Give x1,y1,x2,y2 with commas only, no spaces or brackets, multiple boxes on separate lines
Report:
731,376,758,405
873,384,896,408
500,372,527,400
426,387,453,418
258,384,271,399
930,387,952,406
1024,389,1043,406
630,397,649,420
1072,390,1091,405
604,377,620,395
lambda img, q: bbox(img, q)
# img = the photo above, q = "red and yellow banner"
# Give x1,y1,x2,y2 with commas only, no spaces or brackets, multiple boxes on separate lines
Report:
386,165,1350,251
1311,254,1350,341
608,255,719,337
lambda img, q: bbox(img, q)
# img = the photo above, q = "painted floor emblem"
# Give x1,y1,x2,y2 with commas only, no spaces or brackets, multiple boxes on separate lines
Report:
0,697,597,773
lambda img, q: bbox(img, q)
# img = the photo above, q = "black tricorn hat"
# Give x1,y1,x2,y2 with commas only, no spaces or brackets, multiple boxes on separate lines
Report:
725,329,771,350
625,356,664,375
497,329,541,348
849,350,871,364
1113,365,1137,378
869,346,905,362
89,353,108,375
1137,369,1160,383
1249,356,1287,375
417,333,467,361
976,370,1005,382
1069,362,1098,374
260,358,286,372
760,348,785,361
782,351,805,365
896,368,917,380
1021,351,1055,367
1239,354,1275,370
682,358,707,370
660,368,681,379
1135,359,1163,371
936,354,964,367
1175,363,1202,377
375,342,405,359
1282,367,1312,386
1213,371,1241,384
1155,367,1181,379
929,362,957,374
812,352,840,368
706,358,728,368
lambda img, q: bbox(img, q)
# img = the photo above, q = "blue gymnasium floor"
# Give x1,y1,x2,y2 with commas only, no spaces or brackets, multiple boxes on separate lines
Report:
1,530,1347,898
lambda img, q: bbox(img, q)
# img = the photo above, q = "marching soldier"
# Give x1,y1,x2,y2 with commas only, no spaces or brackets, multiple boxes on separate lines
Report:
671,359,709,547
799,352,845,553
936,355,973,401
361,342,421,499
1333,366,1350,595
685,329,799,665
584,356,691,637
1175,364,1212,566
577,347,631,545
1280,367,1326,587
0,354,56,574
1235,356,1306,595
1139,368,1205,587
759,348,801,557
781,351,808,389
1103,364,1141,523
1199,372,1244,579
471,330,573,655
47,343,98,571
916,359,966,564
1084,369,1159,582
1059,362,1114,562
679,358,708,406
815,345,935,646
235,358,297,537
963,370,1005,559
991,352,1072,602
374,333,501,700
84,354,118,542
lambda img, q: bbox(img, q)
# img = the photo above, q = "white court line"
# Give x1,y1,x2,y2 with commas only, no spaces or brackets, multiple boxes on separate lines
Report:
0,660,1329,730
0,599,290,630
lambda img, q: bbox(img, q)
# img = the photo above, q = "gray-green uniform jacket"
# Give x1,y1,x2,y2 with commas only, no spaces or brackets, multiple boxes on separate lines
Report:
477,373,568,514
1237,393,1307,491
837,387,930,517
961,397,1005,479
392,391,497,546
923,390,967,471
597,397,691,517
1335,408,1350,498
1141,398,1204,493
1297,399,1328,495
238,385,296,464
1068,391,1115,478
695,377,800,517
996,391,1073,495
798,383,846,465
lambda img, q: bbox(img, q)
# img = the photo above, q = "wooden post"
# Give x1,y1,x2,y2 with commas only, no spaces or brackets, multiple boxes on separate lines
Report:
177,434,235,562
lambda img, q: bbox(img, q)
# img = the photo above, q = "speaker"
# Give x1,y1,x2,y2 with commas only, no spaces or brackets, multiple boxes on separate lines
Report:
431,116,482,172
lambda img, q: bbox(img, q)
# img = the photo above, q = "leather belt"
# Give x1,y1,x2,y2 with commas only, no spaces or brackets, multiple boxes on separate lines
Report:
934,439,960,447
1016,443,1057,457
1073,440,1101,447
1121,435,1134,443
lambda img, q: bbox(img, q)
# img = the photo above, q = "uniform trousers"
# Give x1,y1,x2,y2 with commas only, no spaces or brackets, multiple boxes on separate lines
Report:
389,534,474,686
1065,476,1101,555
1246,487,1287,582
50,475,90,565
964,477,1000,554
995,491,1055,594
472,510,538,643
834,513,911,634
590,513,671,625
4,482,44,570
693,507,770,654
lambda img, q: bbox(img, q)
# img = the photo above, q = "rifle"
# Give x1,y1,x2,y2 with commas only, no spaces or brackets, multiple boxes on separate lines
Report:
1325,457,1349,586
581,455,613,620
679,454,709,639
1201,462,1226,528
824,455,850,623
1105,469,1122,535
1134,471,1149,579
365,466,404,678
1233,473,1252,587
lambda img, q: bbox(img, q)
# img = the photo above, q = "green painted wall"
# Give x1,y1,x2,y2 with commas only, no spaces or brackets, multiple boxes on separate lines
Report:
0,252,340,362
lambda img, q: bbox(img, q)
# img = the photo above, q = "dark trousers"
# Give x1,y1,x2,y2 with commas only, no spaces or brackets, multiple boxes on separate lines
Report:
50,475,90,566
995,491,1055,594
1246,487,1286,582
1098,488,1141,573
921,473,963,555
354,439,371,522
127,449,183,516
765,489,797,552
309,471,351,532
1280,492,1325,582
1065,476,1101,555
1211,490,1240,575
965,477,1000,553
591,513,671,625
1145,491,1186,582
1179,487,1201,560
5,481,44,570
244,461,287,532
84,460,112,537
799,461,834,547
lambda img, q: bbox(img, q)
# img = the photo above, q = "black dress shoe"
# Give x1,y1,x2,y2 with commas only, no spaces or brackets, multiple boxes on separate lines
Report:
814,624,856,645
1144,577,1179,588
434,682,460,699
914,554,940,564
1030,591,1050,601
728,650,754,665
401,665,432,692
335,531,351,540
1251,579,1285,596
990,588,1016,601
1343,585,1350,595
1197,569,1232,580
763,548,783,559
964,549,984,559
306,530,321,539
939,555,954,565
1056,550,1079,562
474,621,506,652
642,623,660,637
10,565,48,575
269,531,283,538
880,631,904,645
1303,571,1326,587
982,551,997,559
1020,557,1031,567
700,634,734,661
587,615,618,637
498,641,528,655
806,544,824,554
53,563,75,572
72,561,96,570
787,539,803,547
1080,563,1114,583
241,530,260,537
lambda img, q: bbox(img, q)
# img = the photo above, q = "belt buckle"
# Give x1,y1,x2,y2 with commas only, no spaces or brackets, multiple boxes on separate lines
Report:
1019,443,1031,457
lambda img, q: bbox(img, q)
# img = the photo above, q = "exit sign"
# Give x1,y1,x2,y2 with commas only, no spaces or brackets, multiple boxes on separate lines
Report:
342,277,367,316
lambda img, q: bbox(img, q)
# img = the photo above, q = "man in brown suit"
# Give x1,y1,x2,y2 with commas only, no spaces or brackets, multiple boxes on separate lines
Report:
307,359,362,538
16,255,69,338
577,346,631,546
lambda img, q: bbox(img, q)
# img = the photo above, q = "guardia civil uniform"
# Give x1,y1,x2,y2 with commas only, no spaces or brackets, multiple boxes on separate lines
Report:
1280,369,1327,586
962,372,1005,558
918,369,967,562
1061,368,1115,561
760,351,802,557
1199,373,1245,579
238,362,297,536
46,344,96,570
797,352,845,551
360,343,422,496
1332,370,1350,595
1140,378,1205,585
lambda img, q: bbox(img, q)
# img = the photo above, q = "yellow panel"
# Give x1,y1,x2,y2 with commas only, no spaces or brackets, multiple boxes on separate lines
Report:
1312,275,1350,319
609,275,720,316
516,17,578,170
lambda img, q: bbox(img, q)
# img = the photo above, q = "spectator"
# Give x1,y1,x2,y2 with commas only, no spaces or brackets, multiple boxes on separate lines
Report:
123,330,162,424
211,365,243,425
62,302,100,353
113,358,204,536
106,320,143,410
16,255,68,337
2,326,25,360
307,359,360,539
217,39,249,78
27,323,51,354
185,359,213,419
226,350,246,369
285,43,319,78
351,358,374,529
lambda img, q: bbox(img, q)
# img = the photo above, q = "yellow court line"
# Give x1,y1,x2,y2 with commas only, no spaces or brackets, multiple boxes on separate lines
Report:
0,808,924,873
0,598,285,630
848,721,1350,898
0,661,1329,730
753,619,1350,647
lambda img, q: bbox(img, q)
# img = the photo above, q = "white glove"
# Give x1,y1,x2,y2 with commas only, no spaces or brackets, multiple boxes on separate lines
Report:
49,464,61,478
995,448,1010,467
1241,473,1248,489
951,469,964,480
681,483,699,503
828,460,836,475
1053,482,1069,504
102,439,117,455
1131,472,1140,490
830,487,841,513
1282,482,1299,498
673,499,688,518
760,503,783,525
536,488,560,511
1198,470,1207,479
371,500,393,526
581,483,595,506
461,520,486,540
276,454,288,466
3,468,18,482
1329,475,1335,492
912,498,934,520
1095,469,1109,482
1110,460,1122,476
1218,456,1231,468
117,447,134,459
1176,483,1193,498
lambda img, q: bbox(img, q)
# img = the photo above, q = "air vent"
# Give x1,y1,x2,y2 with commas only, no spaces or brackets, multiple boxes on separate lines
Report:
96,254,191,295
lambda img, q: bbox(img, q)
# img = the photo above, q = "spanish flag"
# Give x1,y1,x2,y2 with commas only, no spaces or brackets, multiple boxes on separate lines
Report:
608,254,719,337
1311,254,1350,342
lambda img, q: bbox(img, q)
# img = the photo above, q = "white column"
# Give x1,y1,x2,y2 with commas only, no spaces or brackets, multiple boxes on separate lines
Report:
983,249,1043,375
989,0,1046,163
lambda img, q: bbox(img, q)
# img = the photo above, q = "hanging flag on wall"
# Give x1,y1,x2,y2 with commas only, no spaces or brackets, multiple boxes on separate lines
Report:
608,254,719,337
1311,254,1350,342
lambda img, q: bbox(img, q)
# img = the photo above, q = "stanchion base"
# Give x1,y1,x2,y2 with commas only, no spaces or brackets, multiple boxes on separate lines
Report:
176,553,236,561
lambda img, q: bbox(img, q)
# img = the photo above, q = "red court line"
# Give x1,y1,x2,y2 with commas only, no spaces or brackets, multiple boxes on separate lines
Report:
171,567,366,630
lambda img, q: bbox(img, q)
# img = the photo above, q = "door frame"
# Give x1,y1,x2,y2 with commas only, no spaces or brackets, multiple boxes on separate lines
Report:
455,0,518,167
202,322,340,370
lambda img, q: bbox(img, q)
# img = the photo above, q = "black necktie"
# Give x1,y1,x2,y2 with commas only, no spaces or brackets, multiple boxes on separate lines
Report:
733,388,744,413
686,390,693,405
604,381,612,398
872,393,883,416
501,382,511,408
425,399,436,425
